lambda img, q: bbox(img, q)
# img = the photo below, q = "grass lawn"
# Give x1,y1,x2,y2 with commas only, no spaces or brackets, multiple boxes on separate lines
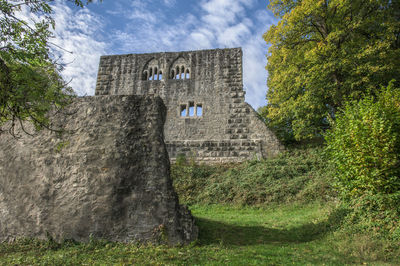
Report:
1,202,397,265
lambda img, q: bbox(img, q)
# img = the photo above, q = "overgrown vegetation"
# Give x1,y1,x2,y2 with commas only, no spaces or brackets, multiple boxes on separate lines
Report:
325,82,400,242
257,0,400,261
326,82,400,197
171,144,400,262
172,145,335,206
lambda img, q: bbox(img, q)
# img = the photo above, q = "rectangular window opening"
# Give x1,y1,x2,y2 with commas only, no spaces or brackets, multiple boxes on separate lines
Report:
180,105,187,117
188,102,195,117
196,104,203,116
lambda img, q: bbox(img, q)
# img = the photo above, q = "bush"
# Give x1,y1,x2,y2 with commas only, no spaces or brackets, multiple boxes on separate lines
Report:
325,82,400,199
325,81,400,242
171,145,335,206
170,158,228,204
341,192,400,240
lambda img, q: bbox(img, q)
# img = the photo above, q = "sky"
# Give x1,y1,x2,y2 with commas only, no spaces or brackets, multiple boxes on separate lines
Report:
48,0,277,110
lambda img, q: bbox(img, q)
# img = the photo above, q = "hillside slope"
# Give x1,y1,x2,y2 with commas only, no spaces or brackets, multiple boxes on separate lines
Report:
172,146,336,206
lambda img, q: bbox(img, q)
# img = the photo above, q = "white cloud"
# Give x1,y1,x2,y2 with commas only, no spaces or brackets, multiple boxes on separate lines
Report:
131,0,147,8
128,9,158,23
241,9,276,109
217,20,252,47
110,0,258,52
127,1,164,24
51,3,108,96
188,32,213,49
242,38,268,110
13,2,107,96
163,0,176,7
200,0,250,17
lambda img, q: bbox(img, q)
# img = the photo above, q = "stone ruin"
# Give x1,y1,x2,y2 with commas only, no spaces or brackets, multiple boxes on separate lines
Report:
95,48,283,163
0,96,197,244
0,47,282,245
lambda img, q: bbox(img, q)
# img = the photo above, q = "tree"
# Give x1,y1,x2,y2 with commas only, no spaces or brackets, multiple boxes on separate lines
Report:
0,0,95,136
263,0,400,141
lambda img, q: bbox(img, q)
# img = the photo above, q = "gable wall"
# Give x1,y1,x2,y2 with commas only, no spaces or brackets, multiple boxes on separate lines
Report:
95,48,283,162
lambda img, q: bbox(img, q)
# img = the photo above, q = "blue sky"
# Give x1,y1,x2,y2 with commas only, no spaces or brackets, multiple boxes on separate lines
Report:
47,0,277,109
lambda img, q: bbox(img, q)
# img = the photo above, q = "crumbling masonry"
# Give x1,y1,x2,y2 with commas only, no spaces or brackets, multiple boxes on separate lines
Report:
95,48,283,162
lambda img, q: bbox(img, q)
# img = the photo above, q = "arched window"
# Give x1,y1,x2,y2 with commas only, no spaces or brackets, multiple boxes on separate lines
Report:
142,58,162,81
170,57,190,81
158,71,162,80
188,101,194,116
181,66,185,79
154,67,158,80
175,66,180,79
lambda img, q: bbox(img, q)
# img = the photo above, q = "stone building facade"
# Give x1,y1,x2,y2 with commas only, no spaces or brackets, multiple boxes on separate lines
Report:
95,48,283,162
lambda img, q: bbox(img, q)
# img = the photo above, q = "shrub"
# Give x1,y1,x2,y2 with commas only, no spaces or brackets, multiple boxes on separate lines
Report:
171,145,335,206
170,159,227,204
325,81,400,199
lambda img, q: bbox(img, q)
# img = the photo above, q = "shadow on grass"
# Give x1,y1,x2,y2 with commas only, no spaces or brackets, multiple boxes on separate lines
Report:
196,208,348,246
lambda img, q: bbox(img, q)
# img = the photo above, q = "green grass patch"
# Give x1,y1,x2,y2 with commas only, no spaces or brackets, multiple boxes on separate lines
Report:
1,203,398,265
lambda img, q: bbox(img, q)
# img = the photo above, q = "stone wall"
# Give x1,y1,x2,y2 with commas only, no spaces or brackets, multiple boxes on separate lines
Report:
95,48,283,162
0,95,197,244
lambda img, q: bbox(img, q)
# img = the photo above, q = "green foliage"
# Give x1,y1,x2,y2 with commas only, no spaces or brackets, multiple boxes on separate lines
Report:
171,158,225,204
339,192,400,241
171,146,335,205
258,105,296,143
325,82,400,242
325,82,400,199
0,0,97,135
264,0,400,140
55,140,70,152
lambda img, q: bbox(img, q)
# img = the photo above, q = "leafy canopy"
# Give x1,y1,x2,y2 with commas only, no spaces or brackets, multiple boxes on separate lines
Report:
0,0,96,136
263,0,400,141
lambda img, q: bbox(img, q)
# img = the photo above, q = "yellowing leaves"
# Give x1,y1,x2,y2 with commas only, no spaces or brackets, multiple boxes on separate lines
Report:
263,0,400,141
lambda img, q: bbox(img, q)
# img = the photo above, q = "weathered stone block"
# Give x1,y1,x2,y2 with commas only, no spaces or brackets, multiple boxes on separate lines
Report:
0,95,197,245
